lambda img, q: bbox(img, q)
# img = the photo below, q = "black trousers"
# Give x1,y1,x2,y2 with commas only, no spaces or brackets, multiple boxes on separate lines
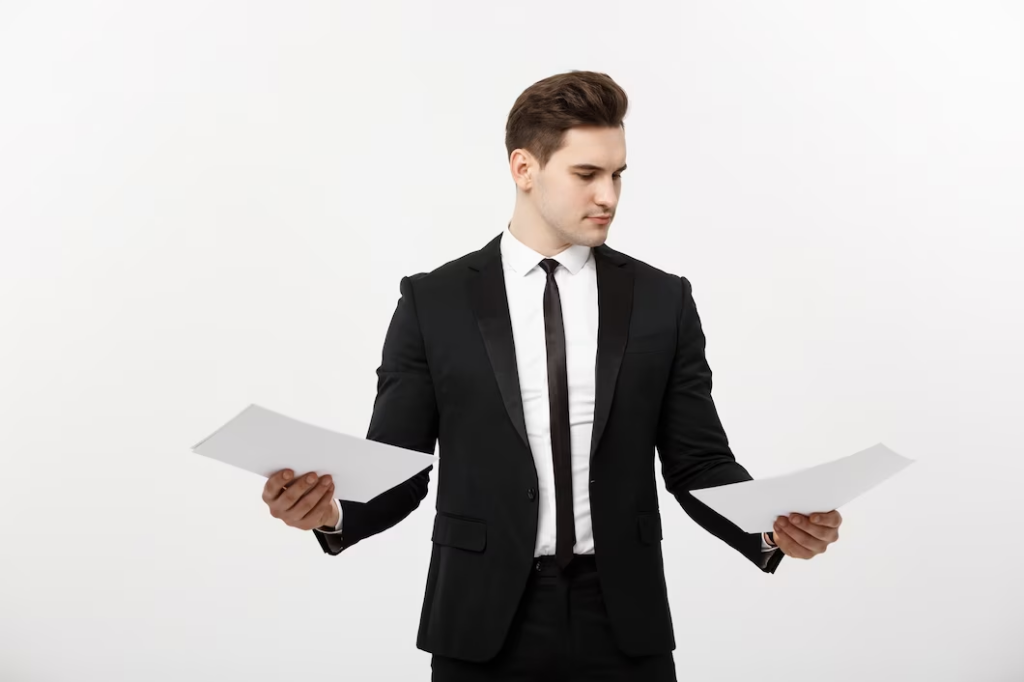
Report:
431,555,677,681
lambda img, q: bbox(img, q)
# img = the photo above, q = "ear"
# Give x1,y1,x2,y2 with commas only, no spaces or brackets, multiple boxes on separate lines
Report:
510,150,534,190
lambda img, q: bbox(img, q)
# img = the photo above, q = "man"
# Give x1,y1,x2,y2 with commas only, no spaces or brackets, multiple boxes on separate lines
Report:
261,70,843,681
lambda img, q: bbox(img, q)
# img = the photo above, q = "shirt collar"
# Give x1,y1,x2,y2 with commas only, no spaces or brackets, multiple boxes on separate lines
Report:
500,222,592,278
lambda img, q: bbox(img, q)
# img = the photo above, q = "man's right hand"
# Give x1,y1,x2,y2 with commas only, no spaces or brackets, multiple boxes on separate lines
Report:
263,469,339,531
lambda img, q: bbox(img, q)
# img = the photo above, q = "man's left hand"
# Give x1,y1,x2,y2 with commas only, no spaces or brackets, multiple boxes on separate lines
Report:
773,510,842,559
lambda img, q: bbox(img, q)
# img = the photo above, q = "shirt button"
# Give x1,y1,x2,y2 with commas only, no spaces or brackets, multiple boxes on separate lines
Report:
527,488,537,501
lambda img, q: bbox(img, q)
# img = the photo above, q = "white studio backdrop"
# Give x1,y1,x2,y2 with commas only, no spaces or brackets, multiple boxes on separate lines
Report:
1,1,1022,680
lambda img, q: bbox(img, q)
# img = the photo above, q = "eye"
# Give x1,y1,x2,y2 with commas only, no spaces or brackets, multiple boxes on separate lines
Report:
577,173,623,180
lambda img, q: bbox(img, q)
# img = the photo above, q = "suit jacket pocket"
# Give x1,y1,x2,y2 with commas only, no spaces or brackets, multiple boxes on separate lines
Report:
625,331,674,354
432,512,487,552
637,512,663,545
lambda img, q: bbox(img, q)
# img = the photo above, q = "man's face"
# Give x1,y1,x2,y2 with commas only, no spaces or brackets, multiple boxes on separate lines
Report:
521,125,626,248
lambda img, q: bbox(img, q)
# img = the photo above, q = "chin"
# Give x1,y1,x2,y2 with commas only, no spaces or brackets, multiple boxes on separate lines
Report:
578,231,608,248
556,222,608,248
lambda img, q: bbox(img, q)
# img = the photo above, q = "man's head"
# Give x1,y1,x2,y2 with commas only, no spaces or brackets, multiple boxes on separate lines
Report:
505,71,628,254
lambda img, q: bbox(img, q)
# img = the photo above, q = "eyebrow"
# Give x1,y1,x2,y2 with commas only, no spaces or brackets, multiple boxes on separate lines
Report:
570,163,627,173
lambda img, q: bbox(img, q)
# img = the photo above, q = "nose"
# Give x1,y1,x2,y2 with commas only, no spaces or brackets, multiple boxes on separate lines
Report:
594,181,617,209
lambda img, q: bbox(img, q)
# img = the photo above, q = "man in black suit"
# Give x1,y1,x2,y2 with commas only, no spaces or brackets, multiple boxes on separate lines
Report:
262,70,843,681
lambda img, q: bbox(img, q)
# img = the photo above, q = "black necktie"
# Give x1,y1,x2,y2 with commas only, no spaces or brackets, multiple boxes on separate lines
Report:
539,258,576,569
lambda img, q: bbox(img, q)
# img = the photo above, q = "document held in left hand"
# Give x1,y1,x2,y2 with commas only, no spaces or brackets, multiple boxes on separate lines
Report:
689,443,914,533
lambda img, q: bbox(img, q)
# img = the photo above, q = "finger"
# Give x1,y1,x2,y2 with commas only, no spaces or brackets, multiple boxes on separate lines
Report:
287,478,334,529
272,471,320,514
282,475,333,525
776,517,828,555
772,525,813,559
810,510,842,528
299,483,337,530
788,514,839,544
262,469,294,503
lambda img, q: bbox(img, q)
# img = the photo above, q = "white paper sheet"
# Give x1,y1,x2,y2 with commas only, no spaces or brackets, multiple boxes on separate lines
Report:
192,404,438,503
689,443,914,533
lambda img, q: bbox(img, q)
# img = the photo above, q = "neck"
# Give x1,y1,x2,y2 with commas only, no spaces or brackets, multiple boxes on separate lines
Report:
507,207,572,258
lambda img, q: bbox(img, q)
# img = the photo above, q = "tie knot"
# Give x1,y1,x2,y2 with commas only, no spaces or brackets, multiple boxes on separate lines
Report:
539,258,560,276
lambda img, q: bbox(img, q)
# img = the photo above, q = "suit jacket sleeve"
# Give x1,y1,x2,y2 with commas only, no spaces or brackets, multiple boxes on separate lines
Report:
655,276,784,574
314,273,438,556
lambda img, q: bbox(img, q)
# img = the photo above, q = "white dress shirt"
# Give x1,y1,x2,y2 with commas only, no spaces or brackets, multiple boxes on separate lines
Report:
321,225,776,554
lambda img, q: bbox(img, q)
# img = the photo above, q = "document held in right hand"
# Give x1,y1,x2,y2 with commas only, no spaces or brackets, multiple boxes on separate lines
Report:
192,404,438,503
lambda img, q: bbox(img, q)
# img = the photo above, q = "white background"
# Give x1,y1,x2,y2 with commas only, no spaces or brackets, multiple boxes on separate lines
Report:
1,1,1022,680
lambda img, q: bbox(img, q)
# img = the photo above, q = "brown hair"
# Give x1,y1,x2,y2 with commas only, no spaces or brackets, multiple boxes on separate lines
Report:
505,70,629,170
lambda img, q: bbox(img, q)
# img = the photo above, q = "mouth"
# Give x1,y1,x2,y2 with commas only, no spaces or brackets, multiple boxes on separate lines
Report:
587,216,611,223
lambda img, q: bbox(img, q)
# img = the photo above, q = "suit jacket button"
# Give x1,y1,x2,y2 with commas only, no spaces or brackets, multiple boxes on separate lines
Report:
527,488,536,501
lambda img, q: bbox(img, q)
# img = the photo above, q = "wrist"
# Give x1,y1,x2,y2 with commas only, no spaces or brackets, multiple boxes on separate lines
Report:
320,499,340,530
763,531,777,548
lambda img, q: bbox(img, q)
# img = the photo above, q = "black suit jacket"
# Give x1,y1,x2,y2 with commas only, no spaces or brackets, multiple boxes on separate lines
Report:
314,232,784,662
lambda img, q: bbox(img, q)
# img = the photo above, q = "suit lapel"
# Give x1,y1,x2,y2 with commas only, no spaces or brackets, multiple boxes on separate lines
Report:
468,234,531,452
467,233,635,462
589,244,633,460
